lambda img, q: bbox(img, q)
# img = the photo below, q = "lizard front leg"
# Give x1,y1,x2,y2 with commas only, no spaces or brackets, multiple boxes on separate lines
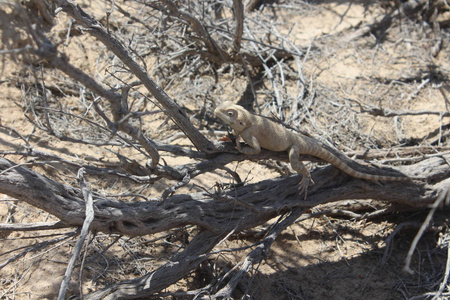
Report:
236,130,261,155
233,131,243,152
289,146,314,198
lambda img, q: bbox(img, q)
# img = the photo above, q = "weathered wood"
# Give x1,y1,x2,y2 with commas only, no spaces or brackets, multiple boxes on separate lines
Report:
0,156,447,237
0,221,67,231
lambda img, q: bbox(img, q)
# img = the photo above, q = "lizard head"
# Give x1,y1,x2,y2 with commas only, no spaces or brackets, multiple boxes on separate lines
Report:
214,101,249,132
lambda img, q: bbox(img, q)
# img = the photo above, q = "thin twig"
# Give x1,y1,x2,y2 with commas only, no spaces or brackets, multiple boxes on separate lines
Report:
0,221,68,232
432,233,450,300
0,231,76,270
404,181,450,274
58,168,95,300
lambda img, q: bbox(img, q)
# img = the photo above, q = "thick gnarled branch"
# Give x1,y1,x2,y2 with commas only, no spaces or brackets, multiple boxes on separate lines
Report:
0,155,447,236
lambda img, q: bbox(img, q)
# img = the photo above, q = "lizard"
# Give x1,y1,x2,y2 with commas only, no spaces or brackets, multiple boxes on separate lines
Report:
214,101,418,195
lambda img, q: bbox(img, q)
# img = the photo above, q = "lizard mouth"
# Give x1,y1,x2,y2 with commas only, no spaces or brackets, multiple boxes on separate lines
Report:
214,109,231,125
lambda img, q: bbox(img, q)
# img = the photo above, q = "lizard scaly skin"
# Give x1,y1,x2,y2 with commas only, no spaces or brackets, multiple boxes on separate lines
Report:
215,101,415,195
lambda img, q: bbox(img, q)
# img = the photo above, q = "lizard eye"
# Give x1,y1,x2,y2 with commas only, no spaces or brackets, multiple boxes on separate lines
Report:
227,111,235,117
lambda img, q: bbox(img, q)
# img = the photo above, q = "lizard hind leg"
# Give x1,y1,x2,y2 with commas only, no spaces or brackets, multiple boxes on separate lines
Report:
289,147,314,199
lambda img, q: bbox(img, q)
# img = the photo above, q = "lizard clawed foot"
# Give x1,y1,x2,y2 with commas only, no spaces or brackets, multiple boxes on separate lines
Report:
298,176,313,200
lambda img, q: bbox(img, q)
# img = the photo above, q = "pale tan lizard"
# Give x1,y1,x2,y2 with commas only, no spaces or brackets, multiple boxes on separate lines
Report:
214,101,417,195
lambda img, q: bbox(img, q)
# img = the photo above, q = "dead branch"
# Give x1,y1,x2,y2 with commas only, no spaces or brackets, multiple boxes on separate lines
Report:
344,8,398,42
0,153,447,234
212,208,307,299
404,186,450,274
57,168,95,300
434,231,450,299
0,221,68,232
159,0,230,61
345,146,450,161
53,0,217,154
29,40,161,167
86,230,225,300
345,0,450,42
232,0,245,54
0,231,77,271
358,106,450,118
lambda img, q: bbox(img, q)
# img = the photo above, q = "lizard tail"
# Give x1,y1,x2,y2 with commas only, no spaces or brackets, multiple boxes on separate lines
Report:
302,137,412,182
